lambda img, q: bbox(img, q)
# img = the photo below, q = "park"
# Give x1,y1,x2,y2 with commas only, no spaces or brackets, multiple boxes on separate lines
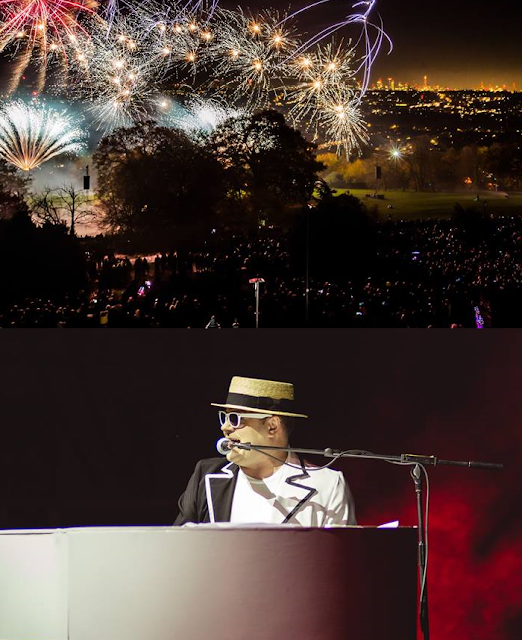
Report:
341,189,522,220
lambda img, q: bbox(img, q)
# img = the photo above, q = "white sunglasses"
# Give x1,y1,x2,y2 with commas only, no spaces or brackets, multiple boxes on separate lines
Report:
218,411,272,429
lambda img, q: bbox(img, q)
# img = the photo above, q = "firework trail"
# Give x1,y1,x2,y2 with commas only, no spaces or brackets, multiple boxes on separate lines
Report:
0,0,99,94
0,100,86,170
282,0,392,99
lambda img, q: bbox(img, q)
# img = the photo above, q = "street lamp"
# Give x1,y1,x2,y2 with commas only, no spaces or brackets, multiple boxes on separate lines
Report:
388,143,407,163
249,277,265,328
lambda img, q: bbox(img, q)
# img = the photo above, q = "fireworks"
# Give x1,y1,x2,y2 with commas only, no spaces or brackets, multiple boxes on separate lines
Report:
0,0,98,94
286,41,357,126
163,96,242,134
156,11,216,72
68,7,225,133
69,14,170,132
200,2,388,154
284,0,392,94
316,85,369,151
0,100,86,170
0,0,392,153
207,8,298,110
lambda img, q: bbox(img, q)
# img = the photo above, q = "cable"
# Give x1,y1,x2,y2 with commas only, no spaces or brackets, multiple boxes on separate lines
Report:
241,445,374,472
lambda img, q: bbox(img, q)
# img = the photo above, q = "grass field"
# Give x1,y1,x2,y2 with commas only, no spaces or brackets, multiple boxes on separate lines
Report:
334,188,522,220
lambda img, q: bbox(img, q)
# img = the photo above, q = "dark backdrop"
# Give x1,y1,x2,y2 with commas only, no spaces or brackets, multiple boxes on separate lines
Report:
0,331,520,640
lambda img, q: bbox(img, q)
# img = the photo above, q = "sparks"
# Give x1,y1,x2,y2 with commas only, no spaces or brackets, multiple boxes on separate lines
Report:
0,0,98,94
0,100,86,171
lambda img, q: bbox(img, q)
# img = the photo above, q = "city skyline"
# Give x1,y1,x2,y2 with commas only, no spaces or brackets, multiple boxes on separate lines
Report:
243,0,522,89
368,75,519,92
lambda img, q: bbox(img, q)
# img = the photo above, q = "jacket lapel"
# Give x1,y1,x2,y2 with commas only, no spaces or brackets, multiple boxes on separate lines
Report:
204,462,238,523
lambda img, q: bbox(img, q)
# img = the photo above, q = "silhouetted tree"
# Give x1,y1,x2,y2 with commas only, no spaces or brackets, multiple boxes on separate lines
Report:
297,192,377,280
30,184,98,236
0,209,87,304
94,121,224,244
408,136,436,192
0,159,31,220
459,145,488,191
208,110,325,226
485,143,522,190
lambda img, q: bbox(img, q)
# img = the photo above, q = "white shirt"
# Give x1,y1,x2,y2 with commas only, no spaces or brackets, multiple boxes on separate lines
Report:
229,454,354,526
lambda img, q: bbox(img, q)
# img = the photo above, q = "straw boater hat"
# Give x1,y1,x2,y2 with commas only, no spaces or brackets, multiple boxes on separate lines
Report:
211,376,308,419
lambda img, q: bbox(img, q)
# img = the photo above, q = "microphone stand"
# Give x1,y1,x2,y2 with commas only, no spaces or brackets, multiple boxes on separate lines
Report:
232,442,503,640
412,463,429,640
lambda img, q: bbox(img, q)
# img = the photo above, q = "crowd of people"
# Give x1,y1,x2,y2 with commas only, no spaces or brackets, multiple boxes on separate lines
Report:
2,216,522,327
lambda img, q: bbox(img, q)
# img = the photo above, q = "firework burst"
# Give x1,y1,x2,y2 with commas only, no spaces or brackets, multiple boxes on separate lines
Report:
286,40,356,122
0,0,99,94
283,0,391,76
69,13,172,132
201,4,383,154
316,84,368,150
207,8,298,109
0,100,86,170
279,0,392,153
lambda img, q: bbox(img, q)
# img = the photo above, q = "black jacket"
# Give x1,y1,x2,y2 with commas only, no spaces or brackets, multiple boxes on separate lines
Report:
175,458,240,525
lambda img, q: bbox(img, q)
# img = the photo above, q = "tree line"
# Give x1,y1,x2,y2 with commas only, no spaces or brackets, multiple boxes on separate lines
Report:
320,137,522,192
93,109,324,248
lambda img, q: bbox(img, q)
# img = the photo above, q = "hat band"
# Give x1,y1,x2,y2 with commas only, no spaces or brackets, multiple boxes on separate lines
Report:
226,392,295,413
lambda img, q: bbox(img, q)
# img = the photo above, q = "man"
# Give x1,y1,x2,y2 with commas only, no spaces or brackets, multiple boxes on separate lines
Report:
175,376,356,526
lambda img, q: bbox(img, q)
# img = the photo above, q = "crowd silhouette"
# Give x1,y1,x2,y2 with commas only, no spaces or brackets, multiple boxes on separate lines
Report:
3,216,522,327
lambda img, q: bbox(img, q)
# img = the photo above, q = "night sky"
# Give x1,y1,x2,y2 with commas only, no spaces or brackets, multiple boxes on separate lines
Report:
244,0,522,88
0,1,519,91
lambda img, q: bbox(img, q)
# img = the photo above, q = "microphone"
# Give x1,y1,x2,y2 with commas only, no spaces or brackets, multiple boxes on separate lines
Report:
216,437,232,455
